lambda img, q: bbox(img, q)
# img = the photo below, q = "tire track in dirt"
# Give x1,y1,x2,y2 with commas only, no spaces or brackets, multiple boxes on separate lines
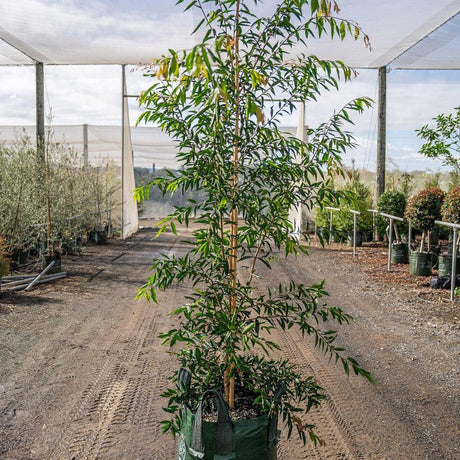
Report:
276,327,375,460
0,305,110,455
267,251,455,459
251,275,367,460
51,234,182,460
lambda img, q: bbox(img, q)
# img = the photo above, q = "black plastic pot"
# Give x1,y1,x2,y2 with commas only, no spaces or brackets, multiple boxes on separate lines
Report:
42,253,62,274
391,242,408,264
178,390,278,460
347,230,362,247
12,247,30,265
87,229,108,245
409,251,432,276
362,231,374,243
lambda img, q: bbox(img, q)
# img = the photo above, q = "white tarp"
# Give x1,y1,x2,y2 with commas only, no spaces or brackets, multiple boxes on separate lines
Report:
121,72,138,239
288,103,306,239
0,124,180,170
0,0,458,69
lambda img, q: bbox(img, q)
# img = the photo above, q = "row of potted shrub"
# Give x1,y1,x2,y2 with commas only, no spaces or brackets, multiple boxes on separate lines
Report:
317,185,460,277
0,132,119,273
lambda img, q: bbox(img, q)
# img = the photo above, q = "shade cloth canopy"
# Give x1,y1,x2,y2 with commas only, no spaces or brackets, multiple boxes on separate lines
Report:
0,0,458,69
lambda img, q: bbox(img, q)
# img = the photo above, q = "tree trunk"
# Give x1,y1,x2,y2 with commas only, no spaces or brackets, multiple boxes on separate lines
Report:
420,231,425,253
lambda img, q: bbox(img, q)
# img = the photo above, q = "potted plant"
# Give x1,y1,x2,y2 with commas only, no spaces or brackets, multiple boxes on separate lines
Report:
377,190,408,263
137,0,373,457
405,187,444,275
438,185,460,276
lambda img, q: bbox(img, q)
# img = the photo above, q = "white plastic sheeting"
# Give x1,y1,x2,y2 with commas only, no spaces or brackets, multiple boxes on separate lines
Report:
0,124,180,170
0,0,458,69
121,71,138,239
288,103,306,239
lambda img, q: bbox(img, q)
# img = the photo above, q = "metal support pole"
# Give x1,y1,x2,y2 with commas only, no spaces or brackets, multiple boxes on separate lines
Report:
372,212,376,241
368,209,378,242
381,212,404,272
388,218,393,272
353,212,357,257
435,221,460,301
452,228,457,302
83,123,89,166
377,66,387,198
121,65,126,238
36,62,45,162
325,207,340,245
25,261,55,291
351,210,361,257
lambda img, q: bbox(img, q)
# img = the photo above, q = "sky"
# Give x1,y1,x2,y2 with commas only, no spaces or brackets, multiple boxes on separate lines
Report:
0,64,457,173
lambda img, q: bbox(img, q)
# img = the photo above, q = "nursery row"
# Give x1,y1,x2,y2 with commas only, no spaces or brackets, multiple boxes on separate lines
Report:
314,186,460,300
0,133,120,276
315,186,460,253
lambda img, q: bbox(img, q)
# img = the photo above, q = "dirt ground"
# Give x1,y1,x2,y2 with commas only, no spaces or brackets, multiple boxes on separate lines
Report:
0,221,459,460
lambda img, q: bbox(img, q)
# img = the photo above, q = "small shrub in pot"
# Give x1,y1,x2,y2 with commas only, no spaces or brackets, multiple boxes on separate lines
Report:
405,187,444,252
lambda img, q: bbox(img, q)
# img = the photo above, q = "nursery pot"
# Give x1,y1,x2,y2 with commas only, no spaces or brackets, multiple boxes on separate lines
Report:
42,253,62,274
178,390,278,460
438,255,460,277
362,231,373,243
12,247,30,266
96,229,108,245
347,230,362,247
87,229,108,245
391,242,408,264
409,251,432,276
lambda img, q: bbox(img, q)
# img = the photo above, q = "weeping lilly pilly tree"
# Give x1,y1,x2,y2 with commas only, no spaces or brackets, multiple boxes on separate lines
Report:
136,0,373,450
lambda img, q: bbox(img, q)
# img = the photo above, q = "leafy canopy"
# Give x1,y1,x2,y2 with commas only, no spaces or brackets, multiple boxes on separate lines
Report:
416,106,460,172
405,187,444,232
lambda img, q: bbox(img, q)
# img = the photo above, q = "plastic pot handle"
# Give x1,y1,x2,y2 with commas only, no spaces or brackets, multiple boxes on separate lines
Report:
190,390,233,459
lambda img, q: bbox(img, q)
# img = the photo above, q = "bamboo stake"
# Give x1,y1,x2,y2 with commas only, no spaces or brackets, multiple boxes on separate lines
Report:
225,0,240,409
